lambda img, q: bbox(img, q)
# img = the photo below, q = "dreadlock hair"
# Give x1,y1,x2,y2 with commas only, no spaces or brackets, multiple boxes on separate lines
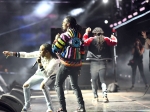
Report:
65,16,82,33
92,27,105,51
41,43,58,59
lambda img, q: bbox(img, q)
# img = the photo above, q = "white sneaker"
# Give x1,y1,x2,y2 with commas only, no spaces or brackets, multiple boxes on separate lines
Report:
21,107,31,112
46,109,53,112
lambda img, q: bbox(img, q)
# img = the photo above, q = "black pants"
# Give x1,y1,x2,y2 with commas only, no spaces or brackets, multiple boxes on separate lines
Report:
131,60,147,86
90,61,106,96
55,64,84,111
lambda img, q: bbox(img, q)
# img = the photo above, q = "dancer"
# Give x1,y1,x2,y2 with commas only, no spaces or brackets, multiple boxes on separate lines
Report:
3,43,60,112
52,16,86,112
130,38,149,89
83,27,117,103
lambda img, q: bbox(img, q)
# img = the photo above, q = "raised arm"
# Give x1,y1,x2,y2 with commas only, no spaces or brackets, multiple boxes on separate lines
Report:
104,35,117,46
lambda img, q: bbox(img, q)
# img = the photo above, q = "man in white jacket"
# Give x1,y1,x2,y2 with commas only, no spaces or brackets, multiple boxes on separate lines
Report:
3,43,60,112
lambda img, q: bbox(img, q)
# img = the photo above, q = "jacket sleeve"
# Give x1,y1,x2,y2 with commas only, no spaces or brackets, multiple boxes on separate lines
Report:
16,51,40,58
104,36,117,46
52,33,70,53
83,33,94,46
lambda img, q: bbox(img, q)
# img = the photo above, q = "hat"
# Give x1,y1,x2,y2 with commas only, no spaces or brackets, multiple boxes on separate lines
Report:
92,27,104,34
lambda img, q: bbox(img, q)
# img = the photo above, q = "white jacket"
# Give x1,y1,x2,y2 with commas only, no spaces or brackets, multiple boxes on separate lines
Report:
17,51,60,77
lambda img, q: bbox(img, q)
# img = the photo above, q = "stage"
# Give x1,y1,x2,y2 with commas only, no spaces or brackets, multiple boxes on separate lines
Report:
25,87,150,112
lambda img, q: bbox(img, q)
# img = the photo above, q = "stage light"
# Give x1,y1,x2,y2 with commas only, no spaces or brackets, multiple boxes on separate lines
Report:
133,12,138,16
128,14,133,19
118,21,122,25
110,24,113,28
103,0,108,3
114,23,117,26
104,20,108,24
69,8,85,16
33,1,54,18
139,7,145,12
146,0,149,3
122,18,127,22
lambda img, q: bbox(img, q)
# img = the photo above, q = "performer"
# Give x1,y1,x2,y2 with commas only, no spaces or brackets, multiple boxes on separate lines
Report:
3,43,60,112
130,38,149,89
52,16,86,112
142,31,150,49
83,27,117,103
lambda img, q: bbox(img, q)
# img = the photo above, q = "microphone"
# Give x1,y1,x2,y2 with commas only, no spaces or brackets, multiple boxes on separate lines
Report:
6,55,9,59
32,61,37,68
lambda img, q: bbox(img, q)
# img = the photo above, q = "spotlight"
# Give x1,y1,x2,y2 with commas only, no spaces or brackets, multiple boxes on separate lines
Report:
114,23,117,26
118,21,122,25
110,24,113,28
133,12,138,16
128,15,133,19
103,0,108,3
104,20,108,24
122,18,127,22
139,7,145,12
69,8,85,16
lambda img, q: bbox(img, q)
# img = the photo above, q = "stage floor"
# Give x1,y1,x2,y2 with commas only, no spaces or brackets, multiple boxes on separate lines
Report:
29,87,150,112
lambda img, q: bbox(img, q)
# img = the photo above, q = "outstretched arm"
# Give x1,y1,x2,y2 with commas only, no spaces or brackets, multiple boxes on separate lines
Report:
3,51,40,58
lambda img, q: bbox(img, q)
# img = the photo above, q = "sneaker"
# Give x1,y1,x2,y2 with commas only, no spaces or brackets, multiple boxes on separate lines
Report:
145,84,149,89
130,86,134,90
103,97,109,103
21,107,31,112
77,105,86,112
57,108,67,112
46,109,53,112
94,94,98,98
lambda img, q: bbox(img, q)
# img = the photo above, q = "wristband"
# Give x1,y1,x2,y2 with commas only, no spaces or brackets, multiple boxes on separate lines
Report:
40,66,45,71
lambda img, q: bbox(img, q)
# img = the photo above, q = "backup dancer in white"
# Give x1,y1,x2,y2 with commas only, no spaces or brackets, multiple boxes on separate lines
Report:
3,43,60,112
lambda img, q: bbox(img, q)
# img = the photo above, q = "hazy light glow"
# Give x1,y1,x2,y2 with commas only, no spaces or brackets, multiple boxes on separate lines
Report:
33,1,54,18
69,8,85,16
103,0,108,3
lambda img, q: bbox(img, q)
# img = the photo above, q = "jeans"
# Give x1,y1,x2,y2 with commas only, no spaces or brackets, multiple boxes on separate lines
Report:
55,64,84,111
23,69,55,110
131,60,147,86
90,61,107,97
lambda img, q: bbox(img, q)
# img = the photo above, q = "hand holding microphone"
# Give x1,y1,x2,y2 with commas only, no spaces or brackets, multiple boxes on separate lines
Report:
2,51,14,59
32,56,42,68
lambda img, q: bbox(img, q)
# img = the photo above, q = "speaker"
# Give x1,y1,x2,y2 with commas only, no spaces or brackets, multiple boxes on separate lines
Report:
0,82,24,112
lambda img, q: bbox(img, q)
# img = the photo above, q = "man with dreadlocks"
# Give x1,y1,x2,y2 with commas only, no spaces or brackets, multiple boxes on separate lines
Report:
52,16,85,112
83,27,117,103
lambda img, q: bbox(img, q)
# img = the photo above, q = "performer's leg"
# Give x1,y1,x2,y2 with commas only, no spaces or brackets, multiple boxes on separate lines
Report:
138,62,149,88
131,64,137,89
69,67,85,112
22,74,44,111
99,68,109,103
55,64,68,112
90,63,99,99
41,80,54,112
